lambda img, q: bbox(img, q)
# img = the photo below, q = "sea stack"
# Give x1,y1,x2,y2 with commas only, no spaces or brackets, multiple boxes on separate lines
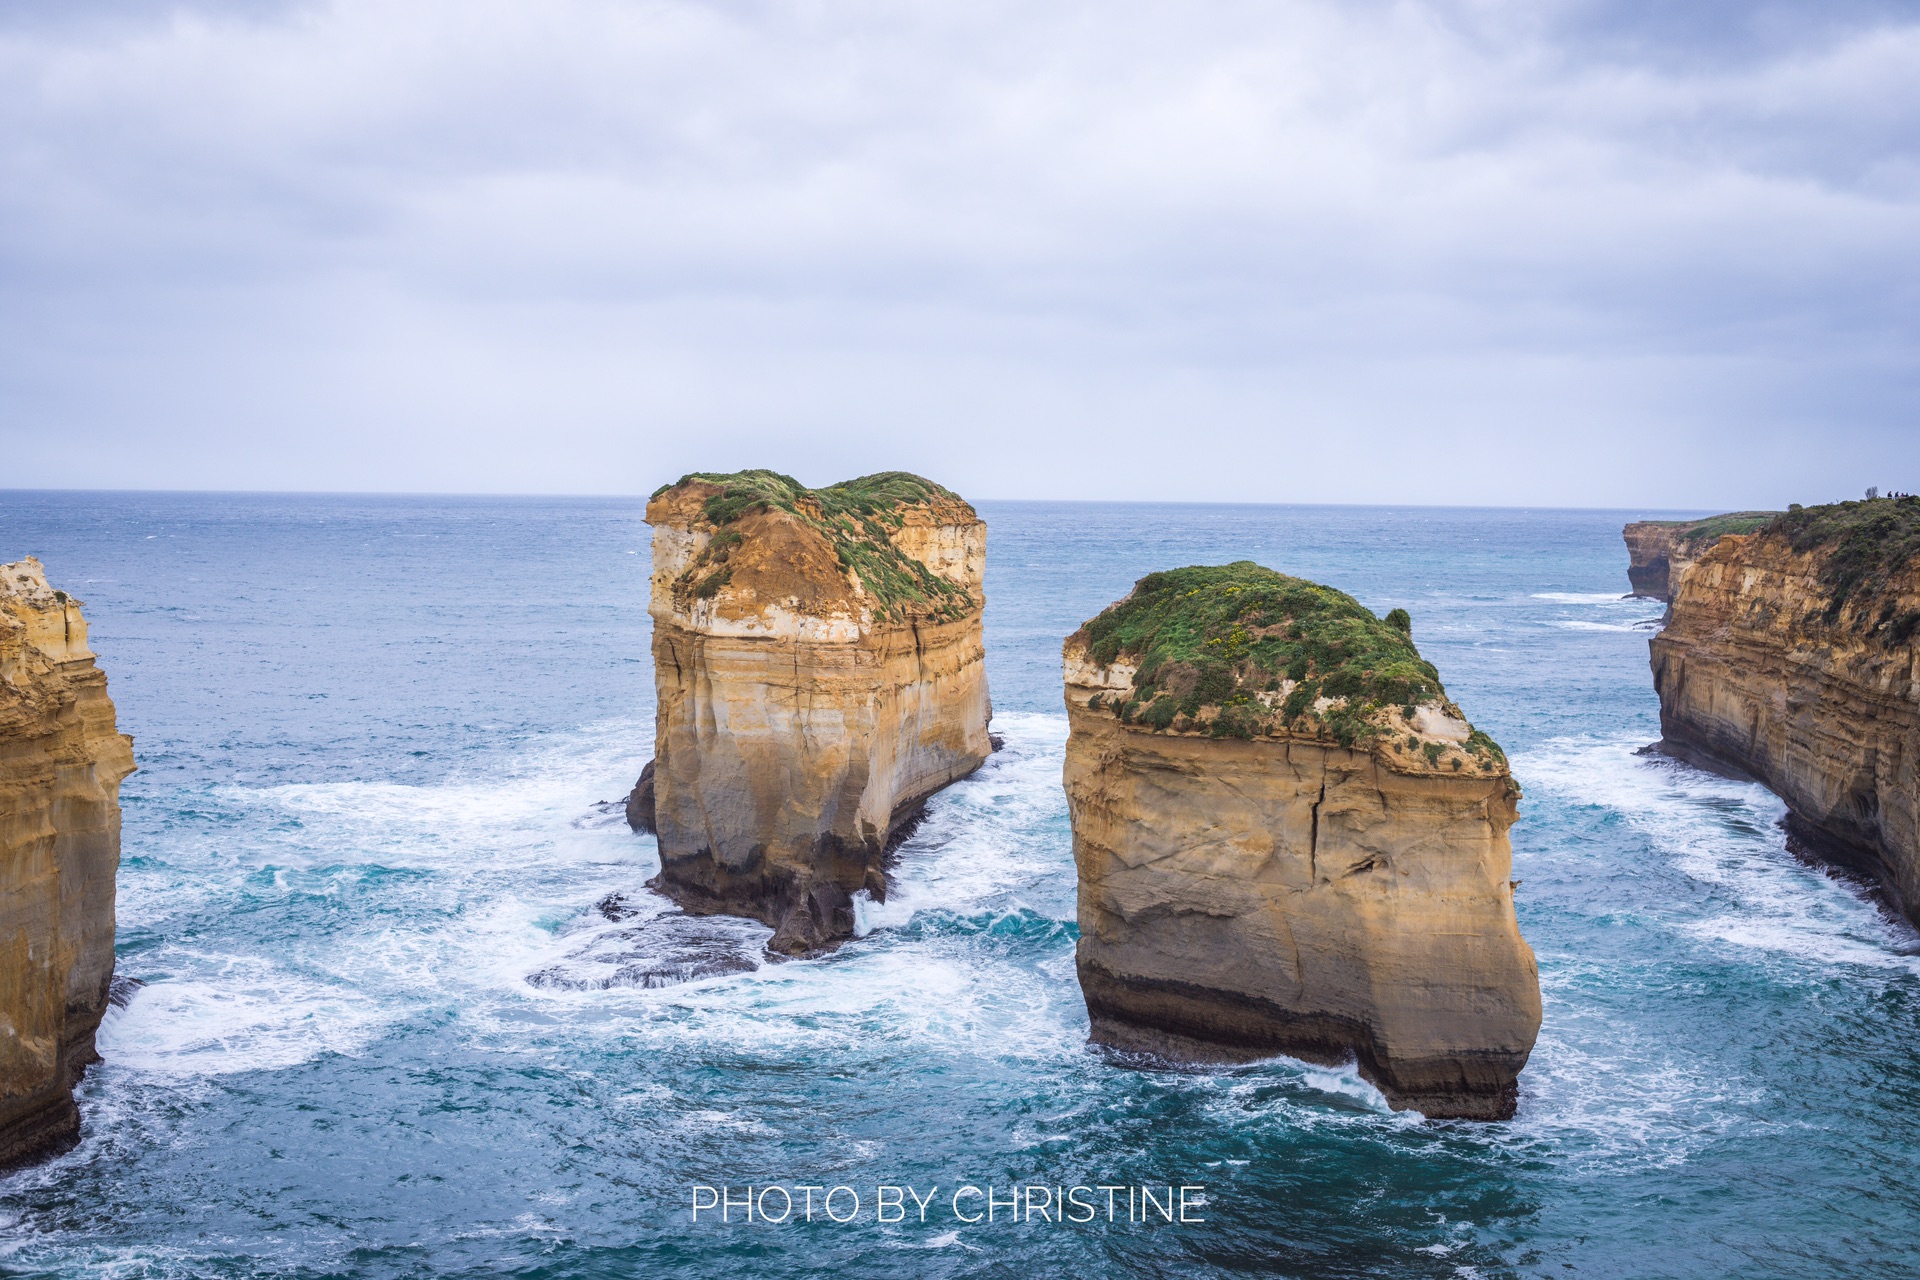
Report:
1651,498,1920,924
1623,512,1778,600
0,558,135,1166
636,471,991,955
1062,563,1539,1120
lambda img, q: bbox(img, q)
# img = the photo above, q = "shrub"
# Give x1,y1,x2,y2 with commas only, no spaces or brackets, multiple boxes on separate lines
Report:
1281,678,1318,722
1773,497,1920,634
1465,728,1508,766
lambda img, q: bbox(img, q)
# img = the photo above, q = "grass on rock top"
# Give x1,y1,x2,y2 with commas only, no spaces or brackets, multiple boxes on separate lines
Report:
1644,511,1781,545
1772,495,1920,642
656,469,977,623
1072,561,1504,763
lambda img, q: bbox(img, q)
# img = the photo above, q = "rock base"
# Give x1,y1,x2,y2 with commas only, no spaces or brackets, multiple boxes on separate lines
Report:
645,779,955,955
1079,959,1523,1121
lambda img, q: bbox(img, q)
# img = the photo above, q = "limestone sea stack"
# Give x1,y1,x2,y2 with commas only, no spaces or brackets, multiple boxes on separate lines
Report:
1651,498,1920,924
0,558,135,1166
636,471,991,955
1063,563,1539,1120
1624,512,1778,600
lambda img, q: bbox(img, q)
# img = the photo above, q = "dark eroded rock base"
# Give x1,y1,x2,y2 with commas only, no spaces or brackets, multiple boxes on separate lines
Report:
637,765,971,956
1078,958,1523,1121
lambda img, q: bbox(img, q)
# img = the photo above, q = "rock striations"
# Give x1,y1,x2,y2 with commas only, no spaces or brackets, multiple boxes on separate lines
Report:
1651,498,1920,924
1062,563,1539,1120
1624,512,1778,600
0,558,134,1166
636,471,992,956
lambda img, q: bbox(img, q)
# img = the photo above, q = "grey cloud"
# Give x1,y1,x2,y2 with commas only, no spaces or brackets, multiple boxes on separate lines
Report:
0,0,1915,504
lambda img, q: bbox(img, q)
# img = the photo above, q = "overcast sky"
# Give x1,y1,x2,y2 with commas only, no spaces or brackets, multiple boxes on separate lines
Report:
1,0,1915,506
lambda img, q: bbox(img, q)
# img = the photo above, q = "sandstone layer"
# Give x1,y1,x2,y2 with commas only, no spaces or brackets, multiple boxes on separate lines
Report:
636,471,991,955
0,558,135,1166
1624,511,1778,600
1063,563,1539,1120
1651,498,1920,924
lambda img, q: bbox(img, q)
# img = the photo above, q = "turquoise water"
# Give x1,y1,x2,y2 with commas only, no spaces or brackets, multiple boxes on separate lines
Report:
1,491,1916,1278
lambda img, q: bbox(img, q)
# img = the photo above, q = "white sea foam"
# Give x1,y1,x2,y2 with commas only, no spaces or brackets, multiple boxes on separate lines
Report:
858,711,1075,933
108,716,661,1077
1505,1013,1764,1171
593,926,1087,1069
1294,1062,1395,1110
1541,619,1660,633
1469,735,1920,1167
95,708,1080,1083
1521,736,1920,975
1530,591,1636,604
679,1109,778,1137
921,1230,980,1250
95,955,384,1078
1186,1062,1411,1142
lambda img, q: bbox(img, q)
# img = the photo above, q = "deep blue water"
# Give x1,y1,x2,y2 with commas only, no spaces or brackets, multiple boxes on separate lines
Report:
2,490,1918,1279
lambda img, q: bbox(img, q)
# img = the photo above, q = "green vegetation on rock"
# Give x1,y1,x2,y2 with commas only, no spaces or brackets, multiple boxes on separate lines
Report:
1641,511,1780,544
1775,495,1920,642
659,469,977,622
1072,562,1498,759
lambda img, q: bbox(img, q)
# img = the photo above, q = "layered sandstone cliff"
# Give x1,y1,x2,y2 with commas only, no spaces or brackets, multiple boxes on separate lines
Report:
636,471,991,955
1063,563,1539,1120
1651,498,1920,924
1624,512,1778,600
0,558,134,1166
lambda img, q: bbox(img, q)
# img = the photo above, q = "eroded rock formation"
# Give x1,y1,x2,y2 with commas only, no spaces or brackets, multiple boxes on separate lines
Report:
636,471,991,955
1063,563,1539,1120
1651,498,1920,923
0,558,134,1166
1624,512,1777,600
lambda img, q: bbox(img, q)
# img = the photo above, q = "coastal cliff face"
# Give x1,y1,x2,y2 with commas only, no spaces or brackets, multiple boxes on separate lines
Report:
1651,499,1920,923
641,471,992,955
1624,512,1778,600
1063,563,1539,1120
0,558,134,1166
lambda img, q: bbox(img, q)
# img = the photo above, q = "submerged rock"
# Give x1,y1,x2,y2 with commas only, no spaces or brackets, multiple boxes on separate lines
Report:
1623,512,1778,601
639,470,992,956
1651,497,1920,925
0,558,136,1166
526,898,766,991
1062,562,1540,1120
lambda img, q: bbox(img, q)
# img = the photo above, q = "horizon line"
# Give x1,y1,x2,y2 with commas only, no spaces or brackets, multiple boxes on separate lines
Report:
0,486,1760,516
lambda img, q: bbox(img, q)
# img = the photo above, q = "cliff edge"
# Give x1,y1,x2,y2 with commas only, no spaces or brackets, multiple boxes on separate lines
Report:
0,558,134,1166
638,470,992,955
1651,498,1920,924
1624,512,1778,600
1063,562,1539,1120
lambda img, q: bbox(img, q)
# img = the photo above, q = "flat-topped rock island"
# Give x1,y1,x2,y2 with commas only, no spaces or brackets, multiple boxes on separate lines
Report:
1062,562,1540,1119
633,471,992,956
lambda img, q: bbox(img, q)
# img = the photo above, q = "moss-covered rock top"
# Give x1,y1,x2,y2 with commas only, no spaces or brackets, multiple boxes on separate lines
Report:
1067,561,1506,771
1629,511,1780,546
653,468,970,524
1770,495,1920,641
651,469,979,623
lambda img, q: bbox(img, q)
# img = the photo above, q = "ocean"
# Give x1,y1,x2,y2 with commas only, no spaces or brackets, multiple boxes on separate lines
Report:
1,490,1916,1278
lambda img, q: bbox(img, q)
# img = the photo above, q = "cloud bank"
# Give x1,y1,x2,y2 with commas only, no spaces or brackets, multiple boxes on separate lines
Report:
1,0,1915,504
